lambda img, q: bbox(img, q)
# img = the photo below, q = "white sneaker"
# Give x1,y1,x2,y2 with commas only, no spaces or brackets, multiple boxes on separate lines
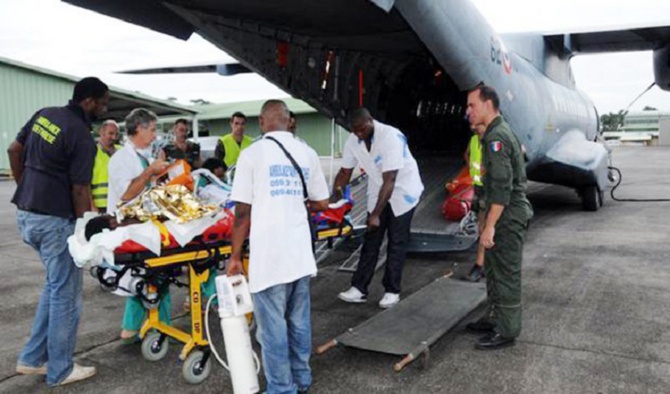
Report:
16,363,47,375
338,287,367,303
378,293,400,309
57,364,97,386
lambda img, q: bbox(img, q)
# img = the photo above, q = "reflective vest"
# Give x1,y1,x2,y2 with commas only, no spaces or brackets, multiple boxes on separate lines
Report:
91,144,121,209
468,135,483,186
220,133,253,168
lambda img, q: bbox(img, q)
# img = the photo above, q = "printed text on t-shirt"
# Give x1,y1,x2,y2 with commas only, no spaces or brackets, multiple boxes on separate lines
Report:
268,164,311,198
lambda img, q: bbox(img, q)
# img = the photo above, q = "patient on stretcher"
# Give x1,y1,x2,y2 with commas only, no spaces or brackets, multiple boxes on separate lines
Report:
84,197,353,345
85,215,134,240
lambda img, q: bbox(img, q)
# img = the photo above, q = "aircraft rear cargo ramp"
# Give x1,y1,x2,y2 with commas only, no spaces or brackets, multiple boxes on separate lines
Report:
334,157,479,272
317,275,486,371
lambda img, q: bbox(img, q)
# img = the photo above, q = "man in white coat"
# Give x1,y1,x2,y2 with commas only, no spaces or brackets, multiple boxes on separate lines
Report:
333,108,424,309
227,100,329,394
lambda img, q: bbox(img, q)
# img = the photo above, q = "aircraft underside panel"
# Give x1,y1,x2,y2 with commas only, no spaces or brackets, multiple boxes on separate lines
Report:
527,130,609,190
167,3,471,154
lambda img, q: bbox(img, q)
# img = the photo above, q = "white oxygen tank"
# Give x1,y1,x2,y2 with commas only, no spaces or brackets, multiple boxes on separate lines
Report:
215,274,260,393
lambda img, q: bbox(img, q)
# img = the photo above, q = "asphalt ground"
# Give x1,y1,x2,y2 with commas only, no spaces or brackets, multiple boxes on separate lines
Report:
1,146,670,393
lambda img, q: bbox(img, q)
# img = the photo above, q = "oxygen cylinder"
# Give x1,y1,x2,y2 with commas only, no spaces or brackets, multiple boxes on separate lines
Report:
215,275,259,393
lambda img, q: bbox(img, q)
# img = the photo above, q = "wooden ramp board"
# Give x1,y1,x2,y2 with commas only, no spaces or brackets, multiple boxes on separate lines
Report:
333,277,486,357
407,232,478,253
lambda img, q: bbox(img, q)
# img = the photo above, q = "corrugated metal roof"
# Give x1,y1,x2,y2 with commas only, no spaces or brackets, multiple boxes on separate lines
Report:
0,55,197,119
192,97,316,120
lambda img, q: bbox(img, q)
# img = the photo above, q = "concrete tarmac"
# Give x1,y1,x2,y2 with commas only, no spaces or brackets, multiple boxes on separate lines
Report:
1,146,669,393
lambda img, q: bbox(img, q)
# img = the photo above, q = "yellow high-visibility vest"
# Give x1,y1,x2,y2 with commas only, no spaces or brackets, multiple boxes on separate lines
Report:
468,135,483,186
91,144,121,209
220,133,253,168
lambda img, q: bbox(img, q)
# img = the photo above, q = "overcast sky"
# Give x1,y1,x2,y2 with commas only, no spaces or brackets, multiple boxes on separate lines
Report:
1,0,669,114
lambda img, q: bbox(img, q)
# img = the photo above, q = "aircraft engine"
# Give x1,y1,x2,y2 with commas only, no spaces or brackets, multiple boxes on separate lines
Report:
653,44,670,91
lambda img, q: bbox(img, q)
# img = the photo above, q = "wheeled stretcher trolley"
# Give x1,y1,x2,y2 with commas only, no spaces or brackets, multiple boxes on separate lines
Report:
89,198,355,384
90,216,236,383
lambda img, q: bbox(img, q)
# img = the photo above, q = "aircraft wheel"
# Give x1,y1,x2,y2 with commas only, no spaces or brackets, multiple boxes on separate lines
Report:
141,332,169,362
598,189,605,207
581,185,599,211
182,350,211,384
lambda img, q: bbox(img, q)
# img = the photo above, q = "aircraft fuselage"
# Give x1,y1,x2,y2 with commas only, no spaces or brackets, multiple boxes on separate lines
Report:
394,0,609,191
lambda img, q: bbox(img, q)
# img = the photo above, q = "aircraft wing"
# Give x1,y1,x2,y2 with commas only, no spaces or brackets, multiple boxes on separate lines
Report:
64,0,194,40
118,63,252,76
544,24,670,54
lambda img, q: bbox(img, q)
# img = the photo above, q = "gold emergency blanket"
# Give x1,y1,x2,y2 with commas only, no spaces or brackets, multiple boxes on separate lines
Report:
119,184,218,224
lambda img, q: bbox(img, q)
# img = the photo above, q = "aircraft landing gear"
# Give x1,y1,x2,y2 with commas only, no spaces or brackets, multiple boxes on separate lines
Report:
580,185,602,211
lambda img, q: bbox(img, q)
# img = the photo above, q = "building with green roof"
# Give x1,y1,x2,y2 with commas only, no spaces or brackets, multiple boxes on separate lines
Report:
0,56,345,174
0,56,197,171
160,98,346,157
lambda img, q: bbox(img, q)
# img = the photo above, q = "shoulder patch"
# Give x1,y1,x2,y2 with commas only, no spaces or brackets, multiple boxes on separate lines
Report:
490,141,503,152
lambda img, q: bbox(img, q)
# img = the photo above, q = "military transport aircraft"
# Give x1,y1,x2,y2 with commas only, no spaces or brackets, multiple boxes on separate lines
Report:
64,0,670,211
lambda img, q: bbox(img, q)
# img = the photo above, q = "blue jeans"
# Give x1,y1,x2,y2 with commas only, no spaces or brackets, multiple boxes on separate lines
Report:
252,276,312,394
16,210,82,386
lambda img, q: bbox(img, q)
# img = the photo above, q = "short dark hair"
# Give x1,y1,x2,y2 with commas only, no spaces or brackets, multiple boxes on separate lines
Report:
85,216,113,241
202,158,224,172
289,111,296,119
231,111,246,121
125,108,158,136
174,118,189,126
72,77,108,102
348,107,372,124
470,84,500,111
260,100,288,116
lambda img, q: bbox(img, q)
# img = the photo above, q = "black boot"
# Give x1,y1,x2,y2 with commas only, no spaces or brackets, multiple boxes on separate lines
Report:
465,320,495,334
475,333,515,350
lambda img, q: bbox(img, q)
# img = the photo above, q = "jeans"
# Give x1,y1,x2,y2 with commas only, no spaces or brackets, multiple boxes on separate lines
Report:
16,210,82,386
252,276,312,394
352,204,414,294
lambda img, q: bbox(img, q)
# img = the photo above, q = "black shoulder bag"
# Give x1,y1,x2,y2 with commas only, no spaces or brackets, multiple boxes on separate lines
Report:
265,136,317,253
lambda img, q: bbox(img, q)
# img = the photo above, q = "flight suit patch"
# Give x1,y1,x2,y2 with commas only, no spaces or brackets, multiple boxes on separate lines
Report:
490,141,503,152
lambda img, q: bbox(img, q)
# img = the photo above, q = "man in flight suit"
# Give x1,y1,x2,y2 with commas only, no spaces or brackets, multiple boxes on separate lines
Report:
465,84,533,350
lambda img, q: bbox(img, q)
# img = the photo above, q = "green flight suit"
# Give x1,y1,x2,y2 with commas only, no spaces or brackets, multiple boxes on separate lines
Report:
482,115,533,339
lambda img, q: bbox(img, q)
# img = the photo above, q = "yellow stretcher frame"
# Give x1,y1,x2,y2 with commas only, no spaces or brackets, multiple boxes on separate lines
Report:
315,223,353,241
131,222,352,367
136,244,237,362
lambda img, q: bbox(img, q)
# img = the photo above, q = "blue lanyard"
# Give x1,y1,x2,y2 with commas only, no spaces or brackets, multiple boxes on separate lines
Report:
135,151,149,169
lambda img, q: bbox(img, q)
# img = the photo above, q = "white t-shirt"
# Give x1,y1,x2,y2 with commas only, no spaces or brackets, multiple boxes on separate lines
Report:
107,142,152,211
341,120,424,216
230,131,330,293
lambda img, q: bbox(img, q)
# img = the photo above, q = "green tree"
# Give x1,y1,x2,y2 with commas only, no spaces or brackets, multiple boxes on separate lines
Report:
600,110,627,131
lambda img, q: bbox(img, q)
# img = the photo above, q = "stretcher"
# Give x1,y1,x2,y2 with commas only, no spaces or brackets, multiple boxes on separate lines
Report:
90,199,355,383
88,215,236,383
316,274,487,372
